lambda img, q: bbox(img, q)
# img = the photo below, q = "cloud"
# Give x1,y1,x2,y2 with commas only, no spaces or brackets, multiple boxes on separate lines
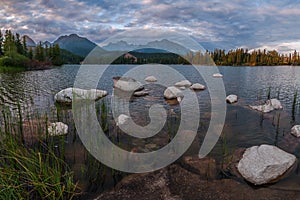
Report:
0,0,300,51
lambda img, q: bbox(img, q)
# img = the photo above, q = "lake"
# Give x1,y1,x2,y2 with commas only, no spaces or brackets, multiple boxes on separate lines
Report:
1,64,300,198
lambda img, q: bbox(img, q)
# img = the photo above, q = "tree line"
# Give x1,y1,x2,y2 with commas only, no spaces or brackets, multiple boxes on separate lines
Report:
0,29,63,68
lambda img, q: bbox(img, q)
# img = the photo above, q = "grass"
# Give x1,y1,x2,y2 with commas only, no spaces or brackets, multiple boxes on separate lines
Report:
0,65,26,72
0,106,80,199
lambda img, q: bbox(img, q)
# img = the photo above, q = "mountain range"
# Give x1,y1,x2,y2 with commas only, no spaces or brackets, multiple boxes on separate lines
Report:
24,34,190,58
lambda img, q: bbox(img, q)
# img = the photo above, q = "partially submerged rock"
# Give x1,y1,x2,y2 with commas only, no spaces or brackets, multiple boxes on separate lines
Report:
291,125,300,137
226,94,238,104
113,76,144,92
145,76,157,82
54,88,108,104
164,86,184,102
213,73,223,78
190,83,206,90
116,114,130,126
133,90,149,97
249,98,283,113
174,80,192,87
237,144,296,185
47,122,68,136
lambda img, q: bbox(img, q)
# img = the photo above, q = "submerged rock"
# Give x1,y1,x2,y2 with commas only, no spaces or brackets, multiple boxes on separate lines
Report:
145,76,157,82
47,122,68,136
174,80,192,87
164,86,184,102
291,125,300,137
113,76,144,92
190,83,206,90
249,98,283,113
213,73,223,78
237,144,296,185
54,88,107,104
226,94,238,104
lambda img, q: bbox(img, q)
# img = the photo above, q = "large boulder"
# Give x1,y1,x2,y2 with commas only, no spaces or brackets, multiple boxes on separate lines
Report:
145,76,157,82
113,76,144,92
291,125,300,137
47,122,68,136
237,144,296,185
226,95,238,104
164,86,184,102
190,83,206,90
116,114,130,126
54,88,107,104
249,98,283,113
175,80,192,87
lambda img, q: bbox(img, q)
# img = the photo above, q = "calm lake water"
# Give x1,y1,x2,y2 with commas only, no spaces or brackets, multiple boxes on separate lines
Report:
1,64,300,197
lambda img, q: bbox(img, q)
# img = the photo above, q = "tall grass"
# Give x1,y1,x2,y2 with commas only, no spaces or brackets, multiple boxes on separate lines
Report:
0,106,79,199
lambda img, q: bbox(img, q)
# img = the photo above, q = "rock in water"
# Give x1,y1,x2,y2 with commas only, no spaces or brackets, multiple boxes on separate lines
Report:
175,80,192,87
249,98,282,113
237,144,296,185
291,125,300,137
164,86,184,102
116,114,130,126
145,76,157,82
226,94,238,104
190,83,206,90
213,73,223,78
113,76,144,92
133,90,149,97
54,88,108,104
48,122,68,136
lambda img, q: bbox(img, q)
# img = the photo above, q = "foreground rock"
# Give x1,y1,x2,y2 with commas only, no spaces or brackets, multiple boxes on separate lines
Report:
47,122,68,136
190,83,206,90
164,86,184,102
174,80,192,87
226,94,238,104
54,88,108,104
213,73,223,78
113,76,144,92
291,125,300,137
249,98,283,113
95,164,300,200
145,76,157,82
237,144,296,185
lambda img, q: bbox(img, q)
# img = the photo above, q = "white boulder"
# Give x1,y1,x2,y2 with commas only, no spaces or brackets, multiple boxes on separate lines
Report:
190,83,206,90
249,98,283,113
145,76,157,82
48,122,68,136
213,73,223,78
116,114,130,126
164,86,184,102
226,94,238,104
113,76,144,92
175,80,192,87
237,144,296,185
291,125,300,137
54,88,108,104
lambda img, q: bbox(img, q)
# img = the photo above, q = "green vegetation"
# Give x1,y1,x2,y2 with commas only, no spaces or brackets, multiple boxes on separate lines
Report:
0,29,83,69
0,106,79,199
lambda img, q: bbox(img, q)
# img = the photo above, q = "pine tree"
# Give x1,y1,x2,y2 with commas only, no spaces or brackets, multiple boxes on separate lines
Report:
0,30,3,56
22,35,28,57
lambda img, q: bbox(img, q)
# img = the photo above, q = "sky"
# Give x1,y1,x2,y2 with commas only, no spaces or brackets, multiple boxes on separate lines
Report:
1,0,300,52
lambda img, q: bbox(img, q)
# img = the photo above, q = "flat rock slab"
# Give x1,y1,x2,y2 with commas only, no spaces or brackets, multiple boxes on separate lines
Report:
237,144,296,185
54,88,108,104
